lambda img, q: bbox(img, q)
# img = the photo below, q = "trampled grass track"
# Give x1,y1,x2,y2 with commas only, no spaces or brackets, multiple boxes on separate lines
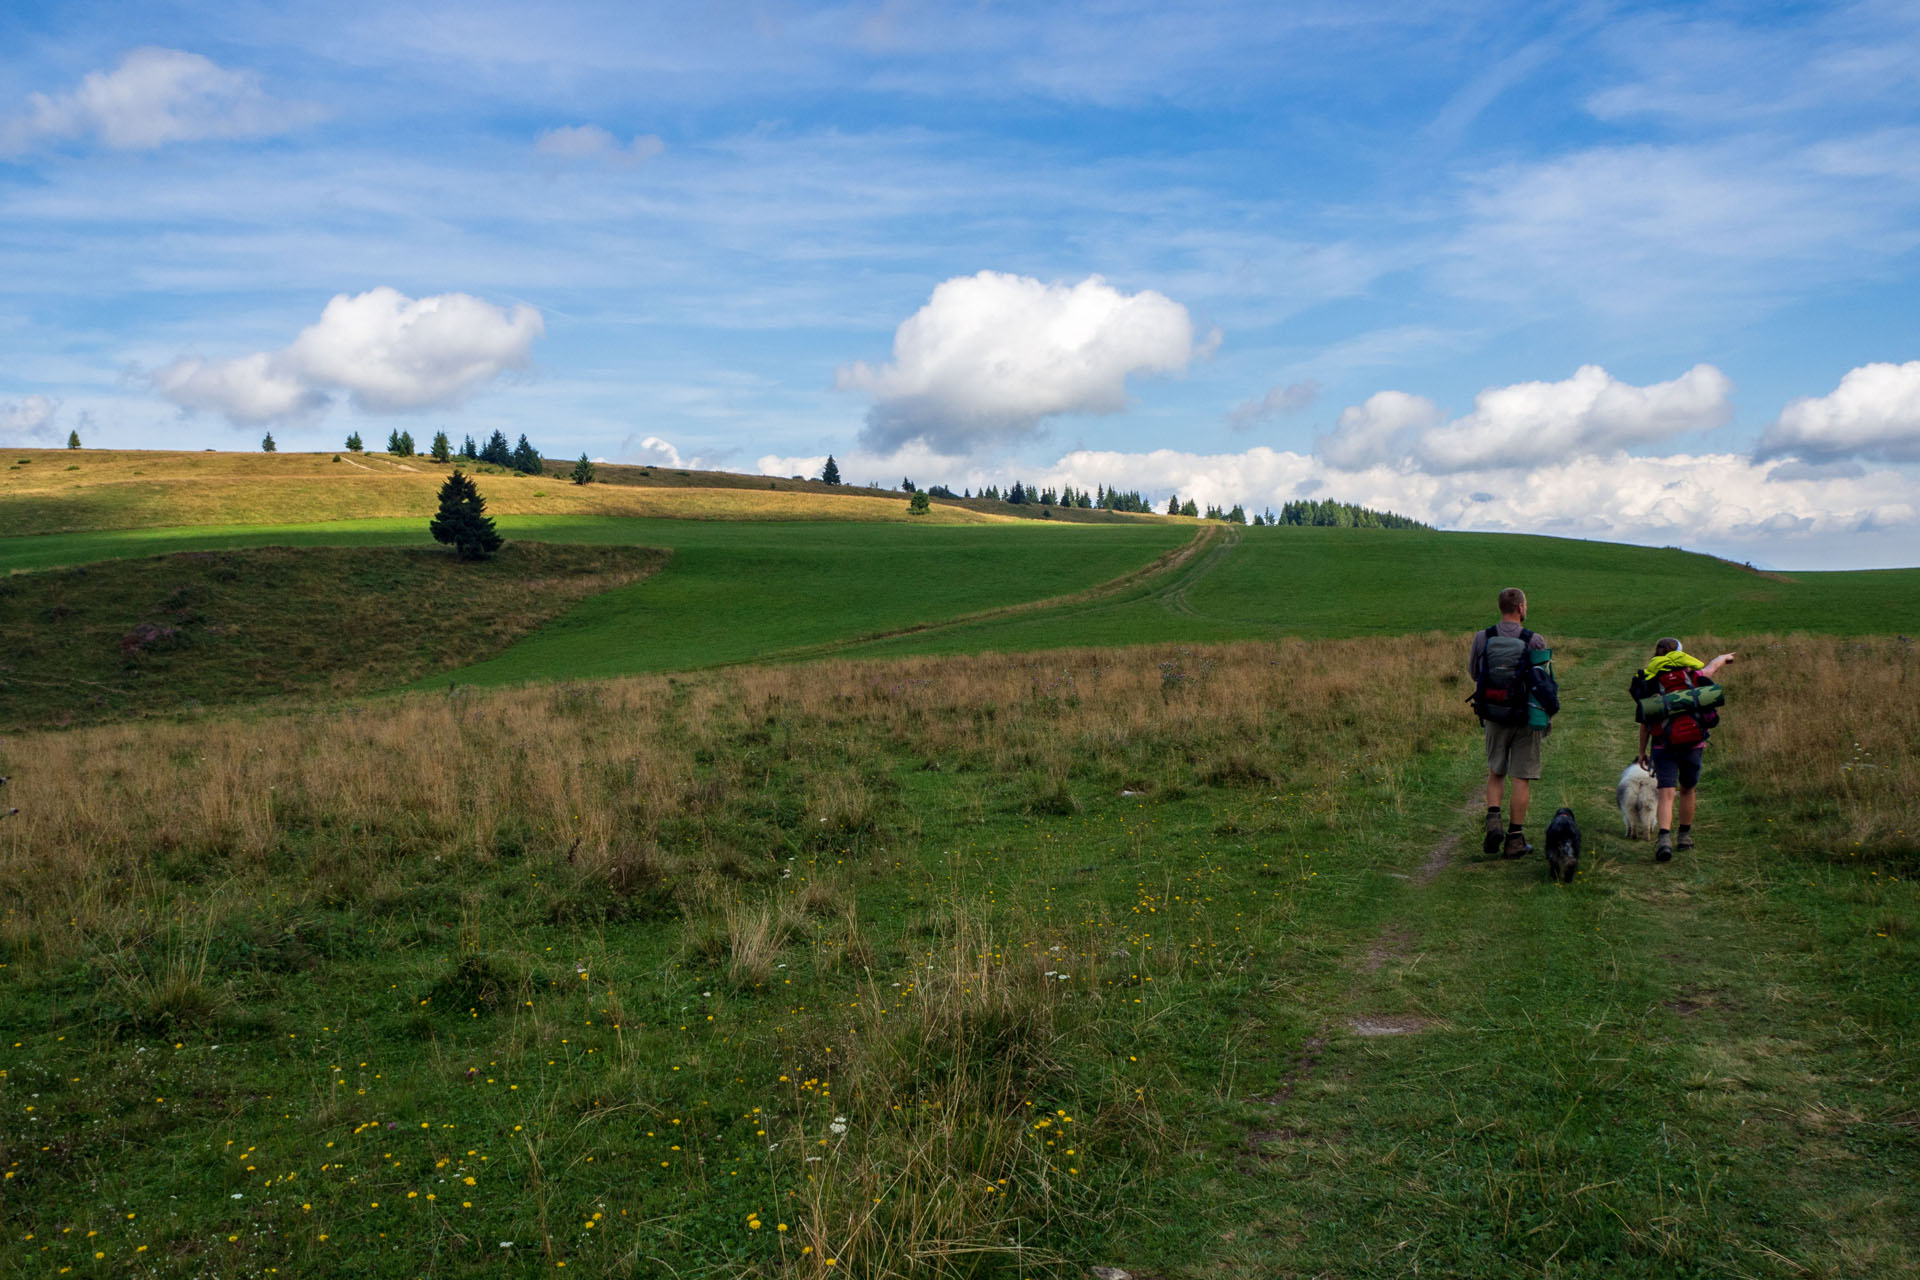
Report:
701,522,1228,670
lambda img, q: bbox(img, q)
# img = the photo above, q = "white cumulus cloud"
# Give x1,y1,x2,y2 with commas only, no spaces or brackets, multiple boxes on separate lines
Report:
535,124,665,165
1,394,59,444
1758,360,1920,462
1314,364,1732,472
838,271,1206,454
621,434,702,469
1039,445,1917,564
153,287,544,426
1314,390,1442,470
1,47,320,155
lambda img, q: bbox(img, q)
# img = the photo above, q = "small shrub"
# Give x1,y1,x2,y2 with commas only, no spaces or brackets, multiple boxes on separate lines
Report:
429,949,522,1013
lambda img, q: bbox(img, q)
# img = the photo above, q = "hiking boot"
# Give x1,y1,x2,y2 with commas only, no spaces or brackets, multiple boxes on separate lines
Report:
1501,829,1532,859
1676,828,1695,852
1483,809,1504,855
1655,832,1674,862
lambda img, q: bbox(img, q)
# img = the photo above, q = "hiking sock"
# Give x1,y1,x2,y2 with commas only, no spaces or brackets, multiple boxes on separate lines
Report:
1656,828,1673,862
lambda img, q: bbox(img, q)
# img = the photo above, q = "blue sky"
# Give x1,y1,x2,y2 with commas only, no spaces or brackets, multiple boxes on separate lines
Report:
3,1,1918,567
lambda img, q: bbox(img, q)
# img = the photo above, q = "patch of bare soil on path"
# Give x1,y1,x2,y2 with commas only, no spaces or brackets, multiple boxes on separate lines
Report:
1417,829,1460,884
1363,926,1414,972
1349,1015,1436,1037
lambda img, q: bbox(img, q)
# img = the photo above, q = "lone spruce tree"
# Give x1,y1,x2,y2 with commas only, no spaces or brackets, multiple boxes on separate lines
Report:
67,429,81,449
430,469,503,560
571,453,596,485
511,434,542,474
261,431,277,452
820,455,841,485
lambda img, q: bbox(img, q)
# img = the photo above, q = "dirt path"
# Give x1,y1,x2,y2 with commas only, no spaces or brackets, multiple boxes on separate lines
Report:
1157,522,1240,616
1217,636,1920,1276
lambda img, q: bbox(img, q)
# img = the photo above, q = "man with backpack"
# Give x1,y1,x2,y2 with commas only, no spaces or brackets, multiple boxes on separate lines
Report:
1634,638,1735,862
1469,587,1558,858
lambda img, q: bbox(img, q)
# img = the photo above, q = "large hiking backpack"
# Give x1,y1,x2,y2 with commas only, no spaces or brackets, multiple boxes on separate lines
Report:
1472,627,1555,727
1629,665,1723,747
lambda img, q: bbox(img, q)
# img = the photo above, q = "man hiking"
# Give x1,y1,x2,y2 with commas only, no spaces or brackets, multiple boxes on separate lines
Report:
1469,587,1556,858
1635,638,1735,863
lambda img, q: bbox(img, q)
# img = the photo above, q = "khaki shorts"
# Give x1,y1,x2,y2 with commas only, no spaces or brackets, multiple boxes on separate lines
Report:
1484,722,1544,780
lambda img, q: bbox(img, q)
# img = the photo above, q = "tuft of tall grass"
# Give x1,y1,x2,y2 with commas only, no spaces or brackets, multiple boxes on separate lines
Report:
1718,634,1918,866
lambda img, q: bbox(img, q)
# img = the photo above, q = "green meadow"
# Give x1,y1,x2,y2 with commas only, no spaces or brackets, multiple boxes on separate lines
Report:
1,466,1916,1278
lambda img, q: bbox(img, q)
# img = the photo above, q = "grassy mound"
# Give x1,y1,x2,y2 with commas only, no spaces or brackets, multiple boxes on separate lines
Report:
0,542,666,728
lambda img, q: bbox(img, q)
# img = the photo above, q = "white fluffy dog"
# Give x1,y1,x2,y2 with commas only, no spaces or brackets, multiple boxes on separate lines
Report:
1617,761,1658,839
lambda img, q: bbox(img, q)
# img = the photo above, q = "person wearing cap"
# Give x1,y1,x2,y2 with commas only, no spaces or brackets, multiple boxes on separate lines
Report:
1636,637,1736,862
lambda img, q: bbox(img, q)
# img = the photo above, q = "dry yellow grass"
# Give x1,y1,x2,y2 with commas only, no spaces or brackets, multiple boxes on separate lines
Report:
1716,634,1917,859
0,448,1013,534
0,635,1460,961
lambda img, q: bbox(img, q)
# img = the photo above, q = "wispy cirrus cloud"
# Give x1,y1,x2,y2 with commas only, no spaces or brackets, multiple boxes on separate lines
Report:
1,47,322,156
1,394,60,444
1227,379,1318,431
535,124,665,165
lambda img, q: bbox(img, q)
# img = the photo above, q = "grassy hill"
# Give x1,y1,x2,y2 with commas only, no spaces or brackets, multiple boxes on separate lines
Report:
0,448,1163,536
8,513,1917,723
0,543,666,729
0,517,1200,719
840,524,1920,663
1,453,1916,1276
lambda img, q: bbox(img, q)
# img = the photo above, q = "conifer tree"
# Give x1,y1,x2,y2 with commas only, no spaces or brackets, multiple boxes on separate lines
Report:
907,490,930,515
345,431,364,452
430,430,451,462
429,469,503,560
821,455,841,485
387,429,402,453
461,434,478,460
571,453,596,485
66,429,81,449
511,434,542,474
395,429,415,457
480,430,512,467
261,431,277,452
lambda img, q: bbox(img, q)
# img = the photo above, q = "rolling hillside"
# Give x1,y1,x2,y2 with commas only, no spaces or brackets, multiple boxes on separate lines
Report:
1,448,1167,536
